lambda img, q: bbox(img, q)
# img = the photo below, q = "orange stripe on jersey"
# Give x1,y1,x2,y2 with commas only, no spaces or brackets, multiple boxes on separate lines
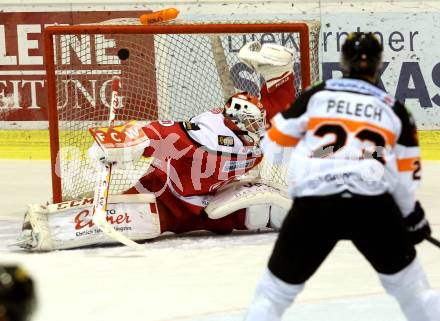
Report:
267,124,300,147
397,157,420,172
308,117,396,146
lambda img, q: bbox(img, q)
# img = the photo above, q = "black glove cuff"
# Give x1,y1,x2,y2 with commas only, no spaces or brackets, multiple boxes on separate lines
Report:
404,201,425,227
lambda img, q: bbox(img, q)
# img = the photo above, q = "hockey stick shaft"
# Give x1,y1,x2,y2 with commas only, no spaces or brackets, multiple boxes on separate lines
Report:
91,76,143,249
108,77,119,126
426,235,440,248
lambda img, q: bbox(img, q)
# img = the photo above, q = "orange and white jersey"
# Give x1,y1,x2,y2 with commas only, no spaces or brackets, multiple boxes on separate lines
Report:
262,78,421,216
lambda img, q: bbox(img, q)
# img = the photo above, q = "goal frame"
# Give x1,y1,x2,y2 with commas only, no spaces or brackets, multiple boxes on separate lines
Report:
44,22,314,203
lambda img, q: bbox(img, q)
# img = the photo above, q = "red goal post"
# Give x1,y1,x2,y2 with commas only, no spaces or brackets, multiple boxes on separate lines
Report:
44,19,321,203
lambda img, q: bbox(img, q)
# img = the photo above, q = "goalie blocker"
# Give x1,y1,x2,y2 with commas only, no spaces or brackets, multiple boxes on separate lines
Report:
16,181,292,251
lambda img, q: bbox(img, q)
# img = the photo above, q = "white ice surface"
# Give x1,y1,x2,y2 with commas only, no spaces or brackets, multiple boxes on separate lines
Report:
0,159,439,321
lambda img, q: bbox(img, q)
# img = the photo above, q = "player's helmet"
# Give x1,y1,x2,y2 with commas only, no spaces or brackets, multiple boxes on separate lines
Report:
0,265,36,321
224,92,266,143
341,32,383,78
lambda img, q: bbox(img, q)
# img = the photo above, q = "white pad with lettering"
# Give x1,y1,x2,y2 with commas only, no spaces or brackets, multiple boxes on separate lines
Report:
17,194,160,251
205,181,292,229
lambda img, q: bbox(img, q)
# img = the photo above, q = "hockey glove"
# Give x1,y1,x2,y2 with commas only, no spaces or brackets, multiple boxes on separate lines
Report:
238,41,294,92
404,201,431,244
88,121,150,169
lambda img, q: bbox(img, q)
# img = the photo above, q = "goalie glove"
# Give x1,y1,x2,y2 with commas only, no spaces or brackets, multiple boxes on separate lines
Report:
88,120,150,169
238,41,295,92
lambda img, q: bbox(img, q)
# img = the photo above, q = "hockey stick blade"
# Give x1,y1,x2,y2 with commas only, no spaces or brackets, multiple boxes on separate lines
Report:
426,235,440,248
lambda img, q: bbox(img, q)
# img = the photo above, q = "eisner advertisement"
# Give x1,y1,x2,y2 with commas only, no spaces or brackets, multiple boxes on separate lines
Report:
0,11,144,124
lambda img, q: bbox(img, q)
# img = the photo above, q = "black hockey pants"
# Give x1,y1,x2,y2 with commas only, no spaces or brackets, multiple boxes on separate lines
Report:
268,192,416,284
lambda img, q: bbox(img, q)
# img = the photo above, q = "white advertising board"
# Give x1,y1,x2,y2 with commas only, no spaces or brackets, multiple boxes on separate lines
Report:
0,1,439,128
320,10,440,129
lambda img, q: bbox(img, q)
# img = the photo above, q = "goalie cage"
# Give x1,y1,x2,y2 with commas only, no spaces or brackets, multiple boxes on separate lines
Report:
44,18,321,203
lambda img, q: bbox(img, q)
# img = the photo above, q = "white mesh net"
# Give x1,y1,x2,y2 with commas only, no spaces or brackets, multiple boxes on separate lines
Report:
47,19,321,201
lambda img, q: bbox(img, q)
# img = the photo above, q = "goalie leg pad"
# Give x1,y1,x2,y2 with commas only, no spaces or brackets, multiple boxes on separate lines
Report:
269,205,289,230
205,181,292,230
245,204,288,230
245,205,270,230
17,194,160,251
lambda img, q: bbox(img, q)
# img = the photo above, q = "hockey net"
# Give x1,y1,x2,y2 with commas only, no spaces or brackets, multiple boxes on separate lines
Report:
45,19,321,203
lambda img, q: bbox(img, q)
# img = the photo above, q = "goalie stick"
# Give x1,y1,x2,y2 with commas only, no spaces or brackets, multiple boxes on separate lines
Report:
91,76,143,249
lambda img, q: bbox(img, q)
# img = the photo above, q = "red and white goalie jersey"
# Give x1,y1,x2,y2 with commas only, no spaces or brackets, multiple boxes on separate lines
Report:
262,77,421,217
131,111,263,213
17,42,298,251
124,77,295,233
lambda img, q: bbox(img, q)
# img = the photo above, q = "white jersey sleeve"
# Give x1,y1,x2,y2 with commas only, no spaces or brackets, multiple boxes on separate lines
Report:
387,103,421,216
262,78,421,216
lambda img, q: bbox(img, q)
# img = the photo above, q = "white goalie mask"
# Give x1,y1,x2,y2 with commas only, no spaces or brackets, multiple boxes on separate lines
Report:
224,92,266,143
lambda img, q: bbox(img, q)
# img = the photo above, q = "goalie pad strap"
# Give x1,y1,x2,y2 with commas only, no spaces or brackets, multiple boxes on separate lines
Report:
21,194,160,251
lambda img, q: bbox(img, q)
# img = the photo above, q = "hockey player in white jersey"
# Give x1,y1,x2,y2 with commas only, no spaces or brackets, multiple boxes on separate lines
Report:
245,32,440,321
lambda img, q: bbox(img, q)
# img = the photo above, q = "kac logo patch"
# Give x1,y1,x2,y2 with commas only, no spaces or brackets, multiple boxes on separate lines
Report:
218,135,234,147
182,121,200,131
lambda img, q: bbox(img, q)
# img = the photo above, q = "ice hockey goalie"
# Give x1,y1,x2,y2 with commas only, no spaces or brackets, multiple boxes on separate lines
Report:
16,42,296,251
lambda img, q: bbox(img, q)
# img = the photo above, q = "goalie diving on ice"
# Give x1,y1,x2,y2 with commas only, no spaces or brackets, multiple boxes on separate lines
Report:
16,42,297,251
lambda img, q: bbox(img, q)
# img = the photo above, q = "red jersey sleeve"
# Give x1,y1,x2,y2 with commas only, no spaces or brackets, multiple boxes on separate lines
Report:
260,73,296,122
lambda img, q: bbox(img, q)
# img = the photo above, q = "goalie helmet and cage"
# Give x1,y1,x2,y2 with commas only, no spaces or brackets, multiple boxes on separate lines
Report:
44,18,321,203
224,92,266,143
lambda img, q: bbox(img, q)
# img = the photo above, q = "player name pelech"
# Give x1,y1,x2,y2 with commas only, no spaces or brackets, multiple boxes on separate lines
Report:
327,99,383,122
